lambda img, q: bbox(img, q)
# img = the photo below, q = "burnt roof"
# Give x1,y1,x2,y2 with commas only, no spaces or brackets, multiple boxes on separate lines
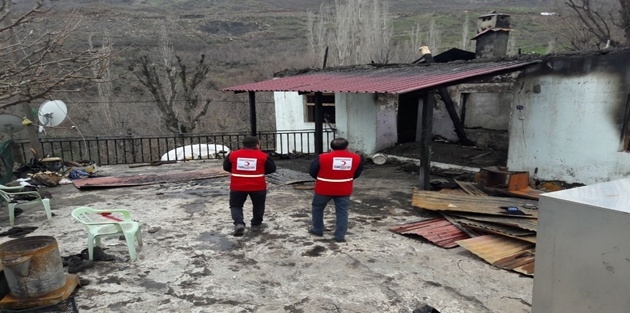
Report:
223,59,538,94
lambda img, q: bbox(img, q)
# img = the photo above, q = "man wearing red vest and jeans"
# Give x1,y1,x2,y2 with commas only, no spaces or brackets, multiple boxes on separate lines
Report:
223,136,276,236
308,137,364,242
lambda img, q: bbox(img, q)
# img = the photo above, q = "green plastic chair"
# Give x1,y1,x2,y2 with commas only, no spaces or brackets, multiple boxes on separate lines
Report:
71,207,143,261
0,184,52,226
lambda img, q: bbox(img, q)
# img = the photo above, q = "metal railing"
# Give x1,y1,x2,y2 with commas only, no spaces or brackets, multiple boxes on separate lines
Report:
13,129,336,165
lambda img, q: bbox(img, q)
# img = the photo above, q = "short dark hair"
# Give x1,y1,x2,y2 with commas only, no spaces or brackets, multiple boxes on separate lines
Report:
242,136,260,148
330,137,349,150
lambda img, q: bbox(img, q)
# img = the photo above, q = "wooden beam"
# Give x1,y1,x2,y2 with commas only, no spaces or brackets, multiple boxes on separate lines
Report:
248,91,257,136
418,92,434,190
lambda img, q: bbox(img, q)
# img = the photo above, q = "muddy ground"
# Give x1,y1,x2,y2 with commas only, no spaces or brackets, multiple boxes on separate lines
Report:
0,159,532,313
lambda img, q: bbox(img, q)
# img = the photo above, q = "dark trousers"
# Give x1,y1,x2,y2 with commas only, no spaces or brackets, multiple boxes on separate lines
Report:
229,190,267,226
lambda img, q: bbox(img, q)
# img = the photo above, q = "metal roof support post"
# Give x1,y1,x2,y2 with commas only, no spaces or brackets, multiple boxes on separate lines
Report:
314,92,324,154
418,91,434,190
248,91,257,137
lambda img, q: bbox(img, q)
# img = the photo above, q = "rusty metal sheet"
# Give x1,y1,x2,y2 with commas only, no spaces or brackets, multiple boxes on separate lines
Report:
223,60,538,94
438,188,468,195
451,217,536,244
412,189,538,218
389,218,470,248
455,180,488,196
451,212,538,232
72,168,228,189
457,235,535,276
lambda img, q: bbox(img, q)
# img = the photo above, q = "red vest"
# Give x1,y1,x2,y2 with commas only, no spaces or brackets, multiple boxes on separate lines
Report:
314,150,361,196
229,149,269,191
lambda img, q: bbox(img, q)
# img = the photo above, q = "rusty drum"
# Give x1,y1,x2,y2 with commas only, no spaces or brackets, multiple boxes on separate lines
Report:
0,236,65,298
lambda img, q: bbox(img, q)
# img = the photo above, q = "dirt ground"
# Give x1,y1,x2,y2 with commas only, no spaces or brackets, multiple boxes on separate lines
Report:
379,142,508,168
0,159,532,313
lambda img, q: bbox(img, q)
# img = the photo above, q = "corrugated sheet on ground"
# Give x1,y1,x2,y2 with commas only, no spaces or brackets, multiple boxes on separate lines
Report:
456,234,535,276
389,218,470,248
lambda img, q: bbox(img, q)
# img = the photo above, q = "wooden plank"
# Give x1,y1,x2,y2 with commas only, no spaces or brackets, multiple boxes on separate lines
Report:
412,188,538,218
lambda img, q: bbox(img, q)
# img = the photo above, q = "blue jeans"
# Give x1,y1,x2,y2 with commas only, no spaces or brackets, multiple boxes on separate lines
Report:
311,194,350,241
230,190,267,226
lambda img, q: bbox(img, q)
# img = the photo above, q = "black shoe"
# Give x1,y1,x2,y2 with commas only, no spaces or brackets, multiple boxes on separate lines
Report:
233,224,245,236
334,238,346,243
67,256,94,274
81,247,115,261
61,254,82,267
308,228,323,237
250,224,263,232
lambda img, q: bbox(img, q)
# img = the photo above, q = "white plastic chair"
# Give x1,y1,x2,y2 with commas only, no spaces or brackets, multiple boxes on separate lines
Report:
0,184,52,226
71,207,143,261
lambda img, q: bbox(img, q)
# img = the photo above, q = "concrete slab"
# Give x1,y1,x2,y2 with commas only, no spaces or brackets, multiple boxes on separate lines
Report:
0,160,533,313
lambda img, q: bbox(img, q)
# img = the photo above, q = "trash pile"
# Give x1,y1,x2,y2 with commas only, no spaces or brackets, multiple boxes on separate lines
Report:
12,157,98,188
390,166,557,277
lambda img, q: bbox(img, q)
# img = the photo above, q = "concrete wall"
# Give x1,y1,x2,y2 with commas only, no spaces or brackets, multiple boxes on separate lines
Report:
507,52,630,185
464,92,512,129
273,91,325,154
474,31,509,58
432,82,514,147
336,93,396,154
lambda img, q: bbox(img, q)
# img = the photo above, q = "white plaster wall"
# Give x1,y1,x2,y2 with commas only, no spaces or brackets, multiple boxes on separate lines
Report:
273,91,321,154
336,93,379,154
507,74,630,184
375,95,398,152
273,91,396,155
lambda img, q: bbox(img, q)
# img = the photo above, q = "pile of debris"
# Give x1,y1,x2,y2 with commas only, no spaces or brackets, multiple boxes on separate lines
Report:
390,166,552,277
12,157,98,188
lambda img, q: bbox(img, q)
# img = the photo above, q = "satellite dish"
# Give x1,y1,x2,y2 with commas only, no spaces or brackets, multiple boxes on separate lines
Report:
0,113,26,139
38,100,68,127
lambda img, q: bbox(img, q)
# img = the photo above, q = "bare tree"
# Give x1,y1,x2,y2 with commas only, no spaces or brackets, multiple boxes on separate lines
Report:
88,34,117,130
307,0,394,66
428,19,441,54
131,54,212,134
562,0,630,49
461,11,470,50
0,1,110,109
1,0,111,159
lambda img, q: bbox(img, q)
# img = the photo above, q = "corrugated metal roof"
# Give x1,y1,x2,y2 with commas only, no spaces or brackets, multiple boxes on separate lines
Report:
389,218,470,248
223,60,537,94
452,212,538,232
457,234,535,276
452,217,536,244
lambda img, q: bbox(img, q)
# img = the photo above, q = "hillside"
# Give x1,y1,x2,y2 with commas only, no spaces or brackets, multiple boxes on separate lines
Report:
8,0,562,137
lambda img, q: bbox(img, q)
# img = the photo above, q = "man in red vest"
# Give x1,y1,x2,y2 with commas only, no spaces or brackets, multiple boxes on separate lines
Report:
308,137,364,242
223,136,276,236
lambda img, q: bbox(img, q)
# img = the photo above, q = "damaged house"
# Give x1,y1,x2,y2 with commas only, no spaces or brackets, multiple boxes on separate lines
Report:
507,49,630,185
224,11,630,186
224,12,528,156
